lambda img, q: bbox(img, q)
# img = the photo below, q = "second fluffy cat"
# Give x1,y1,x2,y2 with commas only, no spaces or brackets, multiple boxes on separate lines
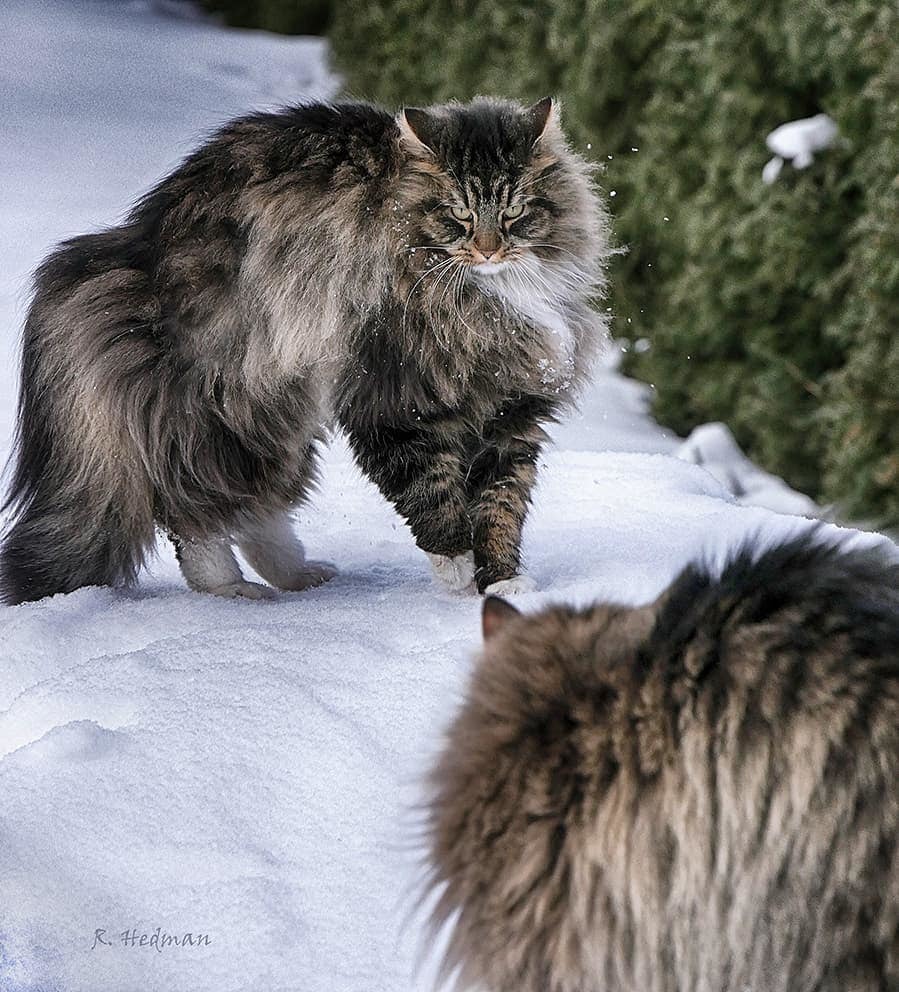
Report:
427,533,899,991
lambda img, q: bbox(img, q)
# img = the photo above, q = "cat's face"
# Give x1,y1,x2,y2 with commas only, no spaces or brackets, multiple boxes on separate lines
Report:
396,98,598,285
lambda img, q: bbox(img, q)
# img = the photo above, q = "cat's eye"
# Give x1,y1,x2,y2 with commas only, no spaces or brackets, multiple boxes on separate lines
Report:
503,203,526,221
450,205,473,222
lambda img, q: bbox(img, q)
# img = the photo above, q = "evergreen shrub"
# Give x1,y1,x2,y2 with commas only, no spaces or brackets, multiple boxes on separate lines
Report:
328,1,899,525
201,0,331,36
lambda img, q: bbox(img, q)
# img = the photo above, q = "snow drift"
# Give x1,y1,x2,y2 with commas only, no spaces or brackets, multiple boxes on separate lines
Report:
0,4,891,992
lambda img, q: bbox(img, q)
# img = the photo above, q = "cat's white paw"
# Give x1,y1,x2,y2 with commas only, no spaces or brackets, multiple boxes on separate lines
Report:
427,551,476,594
483,575,537,596
278,559,338,591
208,580,278,600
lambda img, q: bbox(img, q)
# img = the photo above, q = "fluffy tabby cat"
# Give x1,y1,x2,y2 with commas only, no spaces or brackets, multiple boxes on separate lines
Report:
427,533,899,992
0,97,607,604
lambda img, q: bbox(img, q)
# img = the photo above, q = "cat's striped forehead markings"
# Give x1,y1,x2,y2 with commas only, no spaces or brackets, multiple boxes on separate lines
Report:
462,178,515,212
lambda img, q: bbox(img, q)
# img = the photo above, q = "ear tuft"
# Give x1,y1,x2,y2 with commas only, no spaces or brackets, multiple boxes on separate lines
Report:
526,96,556,145
482,596,521,641
398,107,440,156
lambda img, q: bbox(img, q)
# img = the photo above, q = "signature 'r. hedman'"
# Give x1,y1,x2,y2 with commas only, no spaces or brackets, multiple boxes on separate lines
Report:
92,927,211,951
0,97,609,604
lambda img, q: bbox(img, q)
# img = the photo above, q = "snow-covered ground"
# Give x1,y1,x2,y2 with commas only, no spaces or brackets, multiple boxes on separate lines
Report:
0,4,892,992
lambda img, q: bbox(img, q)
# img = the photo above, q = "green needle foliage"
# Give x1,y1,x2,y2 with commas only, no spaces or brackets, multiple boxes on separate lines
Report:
820,10,899,529
200,0,331,35
329,0,898,526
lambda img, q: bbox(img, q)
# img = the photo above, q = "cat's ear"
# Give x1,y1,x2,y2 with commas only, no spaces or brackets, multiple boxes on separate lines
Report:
525,96,557,146
482,596,521,641
398,107,441,157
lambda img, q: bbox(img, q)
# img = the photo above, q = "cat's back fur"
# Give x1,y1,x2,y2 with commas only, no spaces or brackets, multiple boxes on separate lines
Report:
427,534,899,992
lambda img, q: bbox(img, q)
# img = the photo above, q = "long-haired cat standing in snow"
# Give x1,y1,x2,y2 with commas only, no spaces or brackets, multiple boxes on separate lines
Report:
0,97,608,605
427,533,899,992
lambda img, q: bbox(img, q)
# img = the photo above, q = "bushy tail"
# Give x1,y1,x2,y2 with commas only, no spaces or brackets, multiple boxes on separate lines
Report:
1,303,152,605
0,492,147,605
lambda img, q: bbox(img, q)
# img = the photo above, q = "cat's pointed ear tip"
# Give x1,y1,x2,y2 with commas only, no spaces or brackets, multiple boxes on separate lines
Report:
397,107,438,155
528,96,558,142
400,106,427,126
482,595,521,641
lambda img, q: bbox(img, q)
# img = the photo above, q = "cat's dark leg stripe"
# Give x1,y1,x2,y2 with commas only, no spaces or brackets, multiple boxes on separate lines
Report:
471,460,538,591
347,426,472,557
467,396,554,591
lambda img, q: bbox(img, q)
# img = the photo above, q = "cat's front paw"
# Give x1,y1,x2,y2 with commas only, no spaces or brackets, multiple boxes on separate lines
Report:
277,560,338,591
427,551,476,594
206,580,278,600
483,575,537,596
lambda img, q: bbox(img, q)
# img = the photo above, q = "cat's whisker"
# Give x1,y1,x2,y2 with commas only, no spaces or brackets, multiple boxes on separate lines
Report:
520,242,580,259
513,258,564,302
435,261,460,313
450,266,477,337
430,255,462,304
442,265,469,344
518,251,575,276
454,264,469,310
402,257,456,334
403,258,454,308
518,255,590,298
428,262,462,340
424,256,468,346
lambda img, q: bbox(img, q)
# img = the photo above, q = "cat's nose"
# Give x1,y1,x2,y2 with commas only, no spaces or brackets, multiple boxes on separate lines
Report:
473,232,502,262
474,245,502,263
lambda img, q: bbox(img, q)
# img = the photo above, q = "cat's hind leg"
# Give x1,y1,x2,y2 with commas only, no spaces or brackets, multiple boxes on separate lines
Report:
171,533,276,599
236,511,336,592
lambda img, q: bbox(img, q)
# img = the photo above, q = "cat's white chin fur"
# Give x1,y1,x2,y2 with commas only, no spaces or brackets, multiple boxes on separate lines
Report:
483,575,537,596
472,260,511,275
427,551,476,593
